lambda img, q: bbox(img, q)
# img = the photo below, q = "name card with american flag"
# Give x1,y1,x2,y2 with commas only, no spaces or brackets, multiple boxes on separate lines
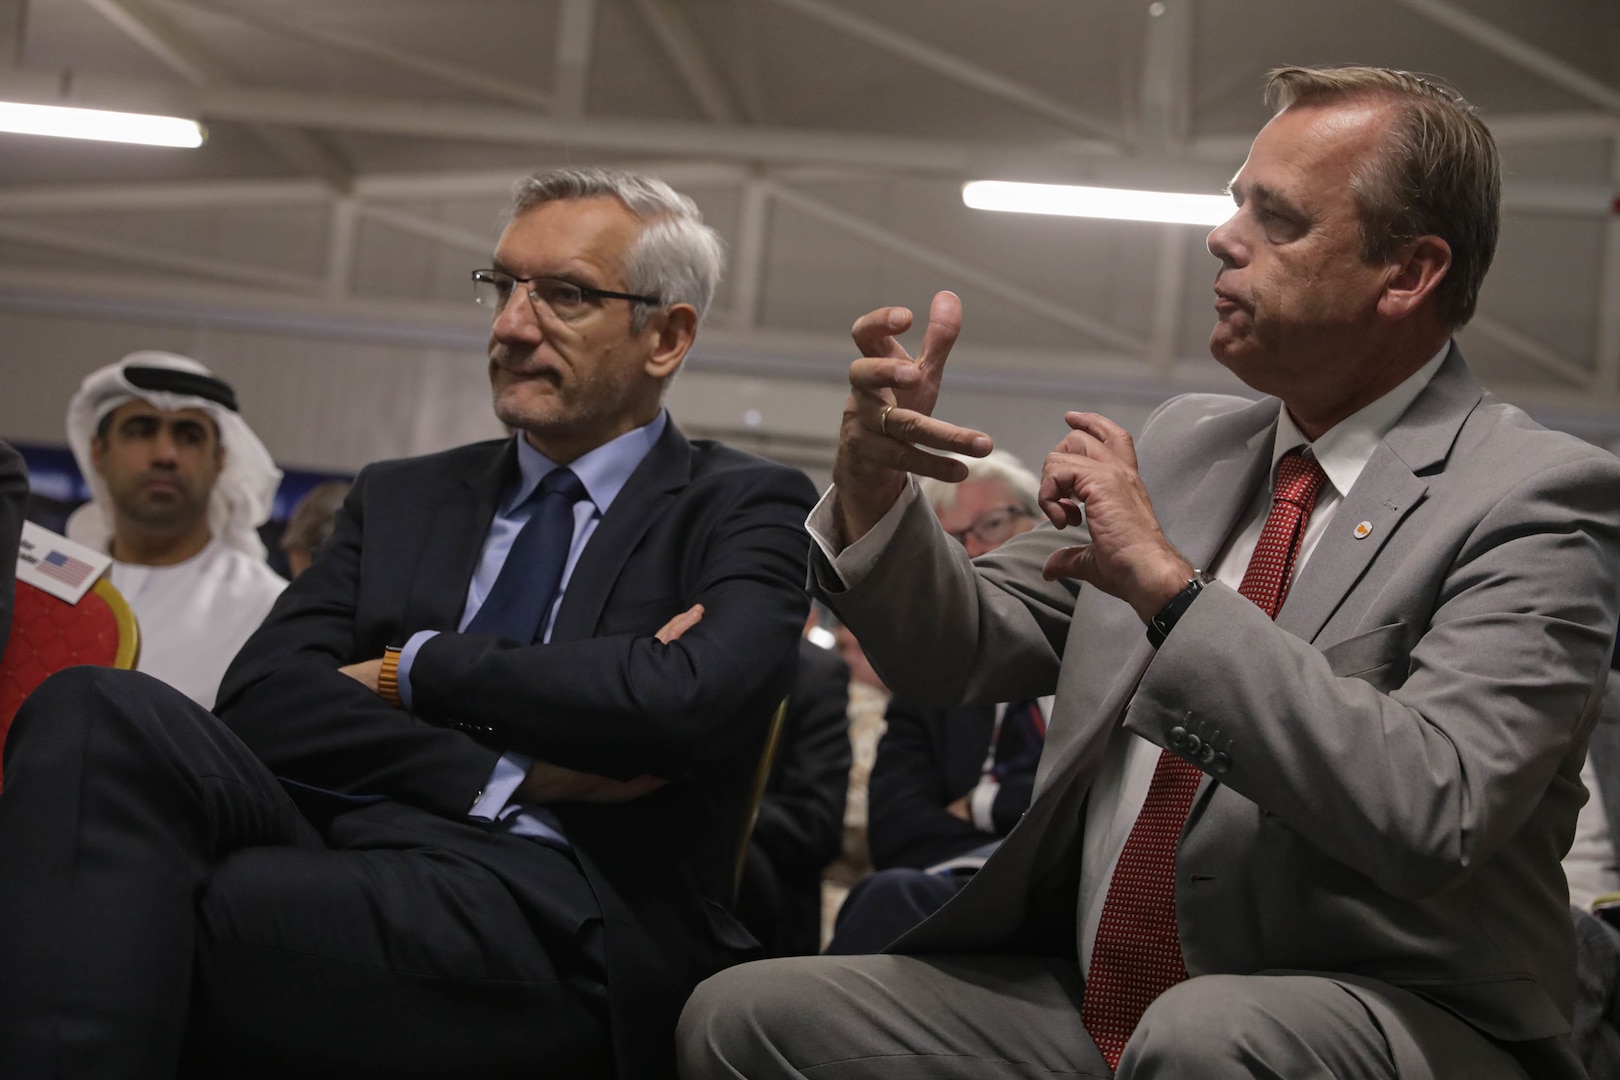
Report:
16,521,112,605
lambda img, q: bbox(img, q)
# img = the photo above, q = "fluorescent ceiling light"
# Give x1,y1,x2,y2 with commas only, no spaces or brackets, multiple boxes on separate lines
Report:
0,101,205,148
963,180,1231,226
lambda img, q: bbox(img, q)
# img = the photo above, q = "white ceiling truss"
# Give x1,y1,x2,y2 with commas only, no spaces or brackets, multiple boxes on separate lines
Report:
1,0,1618,442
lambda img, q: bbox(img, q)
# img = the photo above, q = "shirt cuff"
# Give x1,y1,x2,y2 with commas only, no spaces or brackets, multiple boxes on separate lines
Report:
969,776,1000,832
469,751,534,822
805,478,921,591
395,629,439,711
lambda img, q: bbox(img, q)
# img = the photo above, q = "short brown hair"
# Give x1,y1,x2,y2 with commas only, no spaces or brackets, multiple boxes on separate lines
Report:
1266,66,1500,329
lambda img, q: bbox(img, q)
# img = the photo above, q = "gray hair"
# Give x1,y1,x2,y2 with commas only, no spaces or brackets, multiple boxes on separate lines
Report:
917,449,1041,516
509,167,725,332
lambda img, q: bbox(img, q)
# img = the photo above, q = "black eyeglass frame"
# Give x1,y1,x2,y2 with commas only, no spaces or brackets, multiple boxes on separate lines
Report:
945,504,1036,547
471,268,661,310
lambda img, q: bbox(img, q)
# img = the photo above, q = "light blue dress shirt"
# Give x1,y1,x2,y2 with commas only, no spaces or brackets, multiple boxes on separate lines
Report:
395,410,667,848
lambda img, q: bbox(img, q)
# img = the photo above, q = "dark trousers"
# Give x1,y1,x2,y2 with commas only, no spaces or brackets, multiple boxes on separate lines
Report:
826,867,969,955
0,668,609,1080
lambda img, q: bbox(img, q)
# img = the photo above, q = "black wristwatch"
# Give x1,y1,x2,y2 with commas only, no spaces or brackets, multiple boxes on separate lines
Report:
1145,570,1216,649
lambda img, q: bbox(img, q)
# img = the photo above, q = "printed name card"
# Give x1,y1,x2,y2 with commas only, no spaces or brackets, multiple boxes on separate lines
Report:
16,521,112,605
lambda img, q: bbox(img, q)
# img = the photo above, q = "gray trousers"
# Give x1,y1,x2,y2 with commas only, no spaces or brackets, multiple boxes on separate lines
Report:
676,953,1535,1079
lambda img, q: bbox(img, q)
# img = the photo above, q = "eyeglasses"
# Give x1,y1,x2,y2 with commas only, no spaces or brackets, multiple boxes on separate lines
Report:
946,505,1034,549
471,269,660,323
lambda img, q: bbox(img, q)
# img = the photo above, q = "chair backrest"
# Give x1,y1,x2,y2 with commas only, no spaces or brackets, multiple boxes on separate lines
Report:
733,698,790,902
0,577,139,789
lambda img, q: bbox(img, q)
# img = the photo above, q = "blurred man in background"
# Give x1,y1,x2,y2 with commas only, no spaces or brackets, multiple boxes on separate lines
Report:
828,450,1046,954
279,480,351,579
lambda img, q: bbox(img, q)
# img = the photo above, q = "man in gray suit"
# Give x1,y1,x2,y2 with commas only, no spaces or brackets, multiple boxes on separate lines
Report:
679,66,1620,1079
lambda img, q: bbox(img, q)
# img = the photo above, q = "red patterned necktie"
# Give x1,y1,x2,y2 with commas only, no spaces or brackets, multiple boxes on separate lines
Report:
1080,450,1328,1069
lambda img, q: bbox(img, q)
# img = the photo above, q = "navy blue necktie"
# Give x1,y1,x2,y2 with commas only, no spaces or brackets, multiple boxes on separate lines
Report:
464,466,587,644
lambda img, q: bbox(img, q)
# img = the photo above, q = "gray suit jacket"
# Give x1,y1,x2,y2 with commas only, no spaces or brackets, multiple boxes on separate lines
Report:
816,349,1620,1067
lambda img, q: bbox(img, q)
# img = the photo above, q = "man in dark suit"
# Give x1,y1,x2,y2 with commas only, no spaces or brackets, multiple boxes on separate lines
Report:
0,440,25,661
0,168,815,1080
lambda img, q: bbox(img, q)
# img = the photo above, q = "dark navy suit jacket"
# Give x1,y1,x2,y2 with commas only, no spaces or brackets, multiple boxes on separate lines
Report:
218,420,816,1079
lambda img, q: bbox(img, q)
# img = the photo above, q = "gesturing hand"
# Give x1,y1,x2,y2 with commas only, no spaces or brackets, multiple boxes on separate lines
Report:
832,291,993,543
1039,412,1193,623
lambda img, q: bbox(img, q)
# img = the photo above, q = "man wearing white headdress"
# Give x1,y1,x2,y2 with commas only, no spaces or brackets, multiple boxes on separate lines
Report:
66,351,286,708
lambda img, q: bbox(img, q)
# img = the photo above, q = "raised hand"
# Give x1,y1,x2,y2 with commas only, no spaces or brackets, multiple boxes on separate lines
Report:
1039,412,1193,623
832,291,993,543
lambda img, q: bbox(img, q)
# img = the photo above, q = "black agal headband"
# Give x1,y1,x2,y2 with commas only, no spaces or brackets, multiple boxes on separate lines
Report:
123,365,239,413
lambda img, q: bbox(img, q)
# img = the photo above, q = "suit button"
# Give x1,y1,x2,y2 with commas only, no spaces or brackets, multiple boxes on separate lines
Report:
1211,752,1231,775
1183,733,1203,755
1198,743,1216,765
1169,726,1189,748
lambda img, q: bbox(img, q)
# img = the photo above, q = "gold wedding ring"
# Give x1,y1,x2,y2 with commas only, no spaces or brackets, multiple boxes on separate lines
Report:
879,402,895,437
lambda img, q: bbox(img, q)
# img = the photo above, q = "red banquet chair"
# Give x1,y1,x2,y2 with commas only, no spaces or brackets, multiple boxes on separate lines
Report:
0,577,140,790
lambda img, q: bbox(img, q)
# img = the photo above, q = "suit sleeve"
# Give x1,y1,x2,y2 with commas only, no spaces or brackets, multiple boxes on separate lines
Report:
409,465,818,780
0,441,27,663
1133,450,1620,899
868,698,990,870
216,467,502,820
750,641,852,881
812,489,1081,710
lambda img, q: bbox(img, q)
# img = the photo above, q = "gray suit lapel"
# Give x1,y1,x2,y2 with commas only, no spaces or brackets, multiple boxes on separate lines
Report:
1159,422,1275,573
1278,345,1483,642
1275,449,1427,641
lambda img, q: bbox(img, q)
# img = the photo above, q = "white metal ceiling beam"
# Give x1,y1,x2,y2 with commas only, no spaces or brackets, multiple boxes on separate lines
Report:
727,177,771,331
1138,0,1193,151
552,0,596,117
1467,313,1593,387
182,82,1134,173
0,163,757,213
356,202,497,258
1485,112,1620,143
324,195,358,300
156,0,553,111
1,164,1609,222
628,0,743,124
1594,140,1620,392
0,217,324,292
1388,0,1620,114
0,176,332,212
766,182,1148,352
1147,224,1189,376
4,266,1618,438
79,0,353,187
1139,0,1193,374
1,0,29,67
761,0,1128,145
81,0,211,84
